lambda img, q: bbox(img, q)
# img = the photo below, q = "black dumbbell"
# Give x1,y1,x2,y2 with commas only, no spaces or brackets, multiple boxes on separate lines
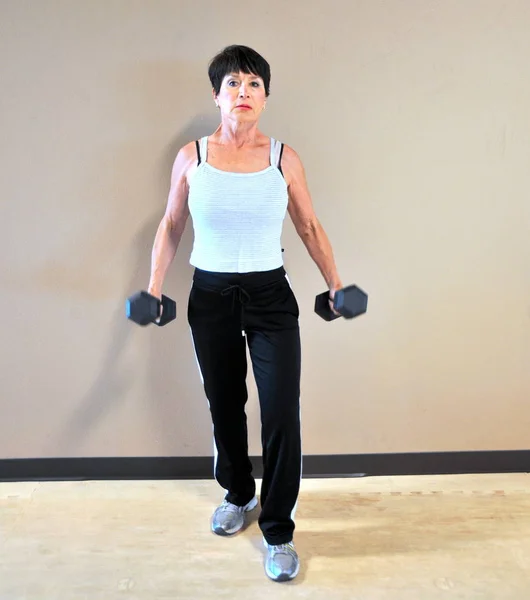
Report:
314,284,368,321
126,291,177,327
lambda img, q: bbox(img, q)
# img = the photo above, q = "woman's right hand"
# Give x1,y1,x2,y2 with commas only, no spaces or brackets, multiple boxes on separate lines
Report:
148,287,163,322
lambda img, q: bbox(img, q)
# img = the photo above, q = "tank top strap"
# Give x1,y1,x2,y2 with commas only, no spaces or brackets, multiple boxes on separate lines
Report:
198,136,208,163
270,137,280,167
270,137,285,175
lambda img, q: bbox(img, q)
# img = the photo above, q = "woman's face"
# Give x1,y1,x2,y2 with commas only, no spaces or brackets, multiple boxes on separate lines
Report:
214,71,267,119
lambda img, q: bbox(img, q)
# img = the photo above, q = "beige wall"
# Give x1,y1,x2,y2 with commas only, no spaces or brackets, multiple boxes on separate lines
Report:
1,0,529,460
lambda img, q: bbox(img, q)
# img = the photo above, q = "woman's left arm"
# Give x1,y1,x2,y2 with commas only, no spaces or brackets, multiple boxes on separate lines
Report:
281,144,343,296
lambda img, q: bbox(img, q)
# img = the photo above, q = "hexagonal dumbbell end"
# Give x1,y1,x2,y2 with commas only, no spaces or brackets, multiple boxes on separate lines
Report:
314,284,368,321
156,294,177,326
126,290,160,326
126,291,176,327
314,290,341,321
334,284,368,319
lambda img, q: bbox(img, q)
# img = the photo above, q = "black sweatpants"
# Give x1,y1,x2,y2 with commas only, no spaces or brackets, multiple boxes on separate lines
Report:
187,265,302,546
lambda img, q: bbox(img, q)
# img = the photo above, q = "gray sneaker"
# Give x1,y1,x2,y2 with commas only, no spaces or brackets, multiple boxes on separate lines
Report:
210,496,258,536
264,539,300,582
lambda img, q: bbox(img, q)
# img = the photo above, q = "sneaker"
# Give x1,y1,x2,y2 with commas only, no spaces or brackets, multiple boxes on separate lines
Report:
210,496,258,536
264,539,300,582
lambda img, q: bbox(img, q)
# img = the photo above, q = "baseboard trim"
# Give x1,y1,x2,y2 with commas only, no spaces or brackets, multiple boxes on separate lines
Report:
0,450,528,482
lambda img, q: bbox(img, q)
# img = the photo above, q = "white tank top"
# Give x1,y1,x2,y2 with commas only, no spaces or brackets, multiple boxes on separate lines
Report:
187,136,288,273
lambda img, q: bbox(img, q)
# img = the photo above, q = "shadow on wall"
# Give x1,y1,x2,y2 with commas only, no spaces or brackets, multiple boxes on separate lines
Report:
144,117,220,457
49,110,220,458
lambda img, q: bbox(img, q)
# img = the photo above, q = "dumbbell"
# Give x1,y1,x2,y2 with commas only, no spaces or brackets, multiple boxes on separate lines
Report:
126,290,177,327
314,284,368,321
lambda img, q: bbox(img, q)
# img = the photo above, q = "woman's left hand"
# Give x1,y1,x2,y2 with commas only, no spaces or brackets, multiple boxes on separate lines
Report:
328,287,342,317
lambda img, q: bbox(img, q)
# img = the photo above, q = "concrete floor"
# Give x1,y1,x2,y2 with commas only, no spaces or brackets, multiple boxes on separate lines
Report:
1,473,529,599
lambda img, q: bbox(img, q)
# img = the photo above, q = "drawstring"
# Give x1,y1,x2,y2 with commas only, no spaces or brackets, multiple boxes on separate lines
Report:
221,285,251,333
221,284,251,306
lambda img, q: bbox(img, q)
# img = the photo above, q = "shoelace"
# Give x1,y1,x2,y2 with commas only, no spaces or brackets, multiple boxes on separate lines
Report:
219,500,244,514
269,542,296,555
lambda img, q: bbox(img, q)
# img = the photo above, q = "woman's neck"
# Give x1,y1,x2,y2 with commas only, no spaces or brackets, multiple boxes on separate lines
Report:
213,119,262,148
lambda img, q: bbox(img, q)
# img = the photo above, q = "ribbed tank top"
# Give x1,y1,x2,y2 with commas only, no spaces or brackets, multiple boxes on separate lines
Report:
187,136,288,273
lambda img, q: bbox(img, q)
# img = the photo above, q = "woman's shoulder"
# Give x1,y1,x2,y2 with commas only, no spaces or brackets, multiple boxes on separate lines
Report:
178,139,201,161
267,134,300,160
266,134,303,163
175,138,204,169
278,142,304,171
168,140,201,186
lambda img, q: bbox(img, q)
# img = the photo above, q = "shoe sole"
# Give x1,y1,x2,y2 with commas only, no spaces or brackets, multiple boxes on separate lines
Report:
211,496,259,536
265,562,300,582
267,570,299,583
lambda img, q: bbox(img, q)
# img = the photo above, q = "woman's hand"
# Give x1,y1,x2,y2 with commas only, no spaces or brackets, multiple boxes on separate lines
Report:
328,286,343,317
148,287,163,323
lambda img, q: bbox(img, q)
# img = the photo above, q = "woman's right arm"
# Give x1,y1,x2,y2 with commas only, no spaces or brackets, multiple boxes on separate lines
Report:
147,142,196,299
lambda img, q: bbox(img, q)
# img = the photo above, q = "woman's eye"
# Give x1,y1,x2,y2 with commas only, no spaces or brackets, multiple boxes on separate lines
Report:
251,82,260,87
228,80,238,86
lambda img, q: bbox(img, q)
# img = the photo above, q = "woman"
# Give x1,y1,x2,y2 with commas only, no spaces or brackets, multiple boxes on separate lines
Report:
147,45,343,582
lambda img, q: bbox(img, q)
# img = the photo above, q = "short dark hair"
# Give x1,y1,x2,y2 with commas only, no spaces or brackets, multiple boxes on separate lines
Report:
208,45,271,97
